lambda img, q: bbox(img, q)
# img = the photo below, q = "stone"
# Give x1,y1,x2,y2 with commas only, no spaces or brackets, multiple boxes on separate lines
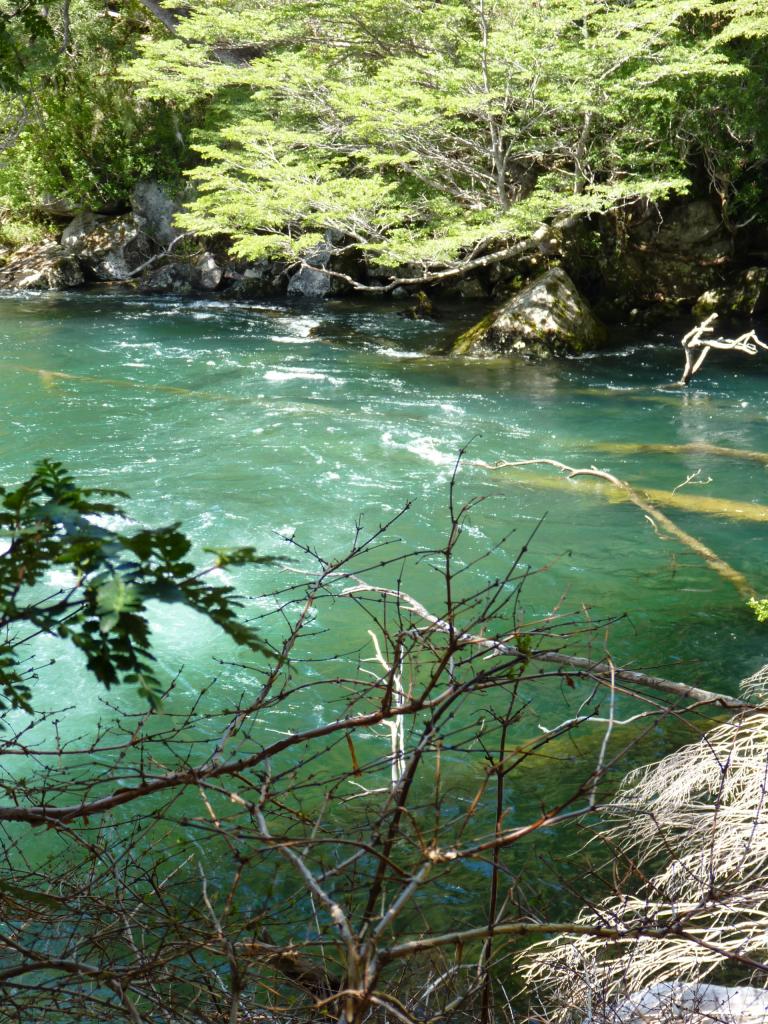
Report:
457,277,488,300
286,239,361,298
452,267,608,359
613,982,768,1024
223,259,288,298
693,267,768,319
441,276,489,300
140,262,195,295
131,180,183,248
192,252,222,291
0,241,84,290
633,200,729,256
287,244,335,299
60,213,150,281
599,200,733,312
61,211,107,248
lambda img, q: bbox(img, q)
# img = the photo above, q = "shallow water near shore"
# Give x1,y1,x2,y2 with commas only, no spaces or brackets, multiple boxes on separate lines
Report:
1,291,767,844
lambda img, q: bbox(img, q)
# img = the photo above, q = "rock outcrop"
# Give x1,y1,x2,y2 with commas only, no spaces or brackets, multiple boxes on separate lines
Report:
131,181,184,248
61,213,150,281
193,252,222,291
586,200,734,316
286,239,362,298
453,267,608,358
693,266,768,319
222,259,288,298
1,188,766,318
141,262,195,295
0,241,84,290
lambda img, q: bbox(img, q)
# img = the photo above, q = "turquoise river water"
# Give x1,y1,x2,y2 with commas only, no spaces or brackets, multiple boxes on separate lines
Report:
1,290,767,792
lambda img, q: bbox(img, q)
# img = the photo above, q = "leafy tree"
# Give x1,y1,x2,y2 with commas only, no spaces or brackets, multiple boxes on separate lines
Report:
0,0,188,220
123,0,768,273
0,460,272,713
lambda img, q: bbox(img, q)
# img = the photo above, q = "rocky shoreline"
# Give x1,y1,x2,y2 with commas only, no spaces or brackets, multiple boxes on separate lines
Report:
2,181,767,360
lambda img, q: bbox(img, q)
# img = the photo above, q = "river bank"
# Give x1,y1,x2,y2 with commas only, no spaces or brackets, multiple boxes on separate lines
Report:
3,184,768,359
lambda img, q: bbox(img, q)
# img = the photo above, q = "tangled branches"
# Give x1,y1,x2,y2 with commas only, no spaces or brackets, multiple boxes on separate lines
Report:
0,463,754,1024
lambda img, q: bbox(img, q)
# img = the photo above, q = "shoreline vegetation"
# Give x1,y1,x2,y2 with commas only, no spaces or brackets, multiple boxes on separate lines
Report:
2,1,768,1021
2,2,768,356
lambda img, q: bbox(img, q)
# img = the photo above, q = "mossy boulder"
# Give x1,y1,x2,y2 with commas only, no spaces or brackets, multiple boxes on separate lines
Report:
452,267,608,359
693,267,768,319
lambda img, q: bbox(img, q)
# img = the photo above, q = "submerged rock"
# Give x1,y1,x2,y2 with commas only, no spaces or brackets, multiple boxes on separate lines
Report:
453,267,607,358
0,241,84,290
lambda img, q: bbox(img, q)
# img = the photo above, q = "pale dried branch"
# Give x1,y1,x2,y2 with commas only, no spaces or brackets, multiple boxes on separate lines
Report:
472,457,756,600
676,313,768,385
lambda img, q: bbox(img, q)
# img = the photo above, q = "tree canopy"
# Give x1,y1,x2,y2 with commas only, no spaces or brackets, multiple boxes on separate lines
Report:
121,0,768,269
2,2,768,268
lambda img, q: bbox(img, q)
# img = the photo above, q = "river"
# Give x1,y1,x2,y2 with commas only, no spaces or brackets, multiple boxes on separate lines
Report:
1,290,766,897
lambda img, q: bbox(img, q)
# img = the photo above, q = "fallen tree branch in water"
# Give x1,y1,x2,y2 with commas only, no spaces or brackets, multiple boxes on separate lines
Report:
340,582,753,712
582,441,768,466
473,457,756,600
676,313,768,386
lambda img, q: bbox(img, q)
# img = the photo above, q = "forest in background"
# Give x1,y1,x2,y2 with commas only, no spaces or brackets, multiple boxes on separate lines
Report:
2,0,768,274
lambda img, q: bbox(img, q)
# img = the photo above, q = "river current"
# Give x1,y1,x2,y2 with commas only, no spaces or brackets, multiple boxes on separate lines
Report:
1,290,766,748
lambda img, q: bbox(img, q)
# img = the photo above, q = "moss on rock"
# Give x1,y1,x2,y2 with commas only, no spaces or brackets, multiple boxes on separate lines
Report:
452,267,608,359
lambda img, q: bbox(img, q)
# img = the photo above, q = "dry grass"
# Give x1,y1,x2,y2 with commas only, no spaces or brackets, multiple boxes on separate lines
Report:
522,670,768,1021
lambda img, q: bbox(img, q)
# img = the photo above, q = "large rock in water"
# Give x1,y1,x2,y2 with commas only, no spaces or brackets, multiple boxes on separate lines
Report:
0,241,84,290
453,267,608,358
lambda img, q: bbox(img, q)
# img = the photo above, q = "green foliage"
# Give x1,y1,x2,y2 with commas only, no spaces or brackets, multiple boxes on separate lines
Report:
4,0,768,267
748,596,768,622
0,0,54,91
0,214,50,248
122,0,768,267
0,461,273,714
0,0,189,217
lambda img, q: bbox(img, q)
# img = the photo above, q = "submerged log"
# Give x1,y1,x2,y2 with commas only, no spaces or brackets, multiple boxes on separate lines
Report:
474,457,756,598
476,461,768,524
584,441,768,466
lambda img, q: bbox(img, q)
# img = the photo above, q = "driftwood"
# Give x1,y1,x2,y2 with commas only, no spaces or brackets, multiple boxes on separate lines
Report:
677,313,767,385
483,466,768,523
341,581,753,712
473,457,756,599
584,441,768,466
